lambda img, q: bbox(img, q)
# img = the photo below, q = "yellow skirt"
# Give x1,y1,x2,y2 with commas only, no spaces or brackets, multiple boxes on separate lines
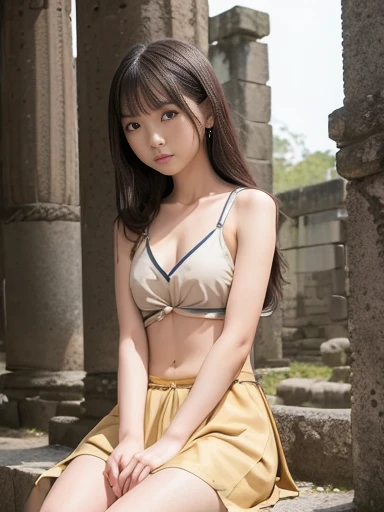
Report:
33,370,299,511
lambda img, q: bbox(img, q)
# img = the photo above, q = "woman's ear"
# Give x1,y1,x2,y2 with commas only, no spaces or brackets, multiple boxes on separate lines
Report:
200,97,214,129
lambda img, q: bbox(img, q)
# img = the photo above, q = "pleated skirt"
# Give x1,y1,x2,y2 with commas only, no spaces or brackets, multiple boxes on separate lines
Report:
32,370,299,511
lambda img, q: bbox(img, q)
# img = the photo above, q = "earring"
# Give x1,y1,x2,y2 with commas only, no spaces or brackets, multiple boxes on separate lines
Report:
207,127,213,140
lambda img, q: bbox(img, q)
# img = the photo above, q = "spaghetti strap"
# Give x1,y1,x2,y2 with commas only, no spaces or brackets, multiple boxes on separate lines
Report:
216,187,248,228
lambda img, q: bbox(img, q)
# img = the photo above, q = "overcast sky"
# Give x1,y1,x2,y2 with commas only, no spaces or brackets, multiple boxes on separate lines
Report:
71,0,343,155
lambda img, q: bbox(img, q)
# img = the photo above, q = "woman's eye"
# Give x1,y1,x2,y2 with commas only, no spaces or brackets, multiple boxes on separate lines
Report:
162,111,178,121
126,122,140,132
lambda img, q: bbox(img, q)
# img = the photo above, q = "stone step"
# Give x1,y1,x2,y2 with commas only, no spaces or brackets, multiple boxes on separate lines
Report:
277,378,351,408
0,406,353,511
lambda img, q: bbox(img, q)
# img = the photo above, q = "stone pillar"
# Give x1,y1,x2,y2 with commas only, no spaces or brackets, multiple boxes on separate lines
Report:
0,0,84,430
50,0,209,446
209,7,285,369
329,1,384,509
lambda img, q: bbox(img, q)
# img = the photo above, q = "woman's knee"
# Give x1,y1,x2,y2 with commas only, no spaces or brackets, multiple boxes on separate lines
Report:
39,455,117,512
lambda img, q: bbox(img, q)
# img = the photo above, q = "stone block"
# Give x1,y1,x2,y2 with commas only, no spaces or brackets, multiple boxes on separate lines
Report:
272,406,352,486
298,218,346,247
85,398,117,418
209,39,269,84
330,295,348,321
49,416,99,448
19,397,59,431
282,327,304,342
276,179,347,218
209,6,270,43
311,382,351,408
336,132,384,180
234,119,272,160
332,267,348,295
0,399,20,429
56,400,86,418
320,338,350,367
246,159,272,190
276,378,318,406
330,366,351,384
223,80,271,122
284,245,346,273
283,314,330,328
277,215,298,251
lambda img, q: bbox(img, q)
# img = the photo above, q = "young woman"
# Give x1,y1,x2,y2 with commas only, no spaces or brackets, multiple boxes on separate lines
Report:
24,38,299,512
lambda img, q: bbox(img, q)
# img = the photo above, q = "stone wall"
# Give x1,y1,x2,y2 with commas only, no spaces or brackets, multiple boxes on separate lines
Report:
277,178,349,363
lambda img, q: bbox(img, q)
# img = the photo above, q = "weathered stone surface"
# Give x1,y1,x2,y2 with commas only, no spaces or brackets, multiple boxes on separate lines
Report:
272,405,352,487
330,295,348,321
277,179,347,218
235,119,272,160
330,366,351,384
277,378,351,408
335,132,384,180
272,491,355,511
209,39,268,84
19,398,59,432
284,245,345,273
320,338,350,367
329,90,384,144
277,378,317,406
209,5,269,42
49,416,99,448
0,400,20,429
246,159,272,191
223,80,271,123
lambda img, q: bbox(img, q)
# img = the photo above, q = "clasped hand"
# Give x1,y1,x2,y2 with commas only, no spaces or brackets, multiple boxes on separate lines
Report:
103,434,184,498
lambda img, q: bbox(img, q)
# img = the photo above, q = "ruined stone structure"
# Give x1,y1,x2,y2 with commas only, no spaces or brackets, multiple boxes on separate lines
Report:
209,7,284,367
328,1,384,509
278,178,349,362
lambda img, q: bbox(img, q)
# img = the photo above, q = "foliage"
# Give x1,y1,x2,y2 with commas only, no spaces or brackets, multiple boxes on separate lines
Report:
273,124,339,194
257,362,332,396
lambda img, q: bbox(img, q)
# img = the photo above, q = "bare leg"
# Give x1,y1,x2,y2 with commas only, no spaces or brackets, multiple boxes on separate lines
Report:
24,455,118,512
106,468,228,512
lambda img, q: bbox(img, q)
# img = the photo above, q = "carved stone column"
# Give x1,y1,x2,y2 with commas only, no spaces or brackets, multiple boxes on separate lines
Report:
50,0,209,447
329,0,384,509
0,0,83,430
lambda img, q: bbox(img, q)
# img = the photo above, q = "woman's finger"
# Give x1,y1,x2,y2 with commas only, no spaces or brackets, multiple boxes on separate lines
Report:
137,465,152,484
129,461,146,488
122,474,132,495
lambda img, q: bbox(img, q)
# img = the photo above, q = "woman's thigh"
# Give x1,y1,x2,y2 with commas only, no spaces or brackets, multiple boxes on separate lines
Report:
105,467,228,512
36,455,118,512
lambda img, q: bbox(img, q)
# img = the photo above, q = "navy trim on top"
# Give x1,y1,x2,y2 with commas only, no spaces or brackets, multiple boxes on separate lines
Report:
146,238,171,282
146,228,217,281
168,228,216,277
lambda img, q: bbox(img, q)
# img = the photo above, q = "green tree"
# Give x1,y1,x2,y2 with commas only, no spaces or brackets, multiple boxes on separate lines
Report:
273,125,338,194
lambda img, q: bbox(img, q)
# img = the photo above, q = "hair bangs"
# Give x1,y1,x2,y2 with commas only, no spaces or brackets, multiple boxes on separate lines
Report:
119,59,193,121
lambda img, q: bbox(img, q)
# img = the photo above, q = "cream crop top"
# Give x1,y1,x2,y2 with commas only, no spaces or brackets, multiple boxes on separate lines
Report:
129,187,274,328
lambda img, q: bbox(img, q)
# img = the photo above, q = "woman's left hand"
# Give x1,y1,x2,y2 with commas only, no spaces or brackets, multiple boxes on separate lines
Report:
118,434,185,494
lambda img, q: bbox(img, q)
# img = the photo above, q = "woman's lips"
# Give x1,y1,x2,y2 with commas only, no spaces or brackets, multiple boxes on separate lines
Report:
155,155,173,164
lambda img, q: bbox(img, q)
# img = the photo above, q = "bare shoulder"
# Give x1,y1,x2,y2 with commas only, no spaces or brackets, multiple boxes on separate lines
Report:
235,187,277,221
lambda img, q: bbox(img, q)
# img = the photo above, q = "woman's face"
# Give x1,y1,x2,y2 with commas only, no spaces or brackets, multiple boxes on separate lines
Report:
120,95,213,176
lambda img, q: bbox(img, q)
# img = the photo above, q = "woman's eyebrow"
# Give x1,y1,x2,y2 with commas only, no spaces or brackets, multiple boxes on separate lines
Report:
121,101,175,119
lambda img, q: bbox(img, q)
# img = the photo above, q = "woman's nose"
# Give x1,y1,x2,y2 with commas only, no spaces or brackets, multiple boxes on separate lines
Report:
150,131,165,147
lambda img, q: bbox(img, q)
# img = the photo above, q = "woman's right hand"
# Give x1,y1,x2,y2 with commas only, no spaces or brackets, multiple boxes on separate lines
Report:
103,437,144,498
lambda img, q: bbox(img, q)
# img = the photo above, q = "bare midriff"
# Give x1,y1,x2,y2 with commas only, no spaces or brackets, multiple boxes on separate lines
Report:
147,312,254,380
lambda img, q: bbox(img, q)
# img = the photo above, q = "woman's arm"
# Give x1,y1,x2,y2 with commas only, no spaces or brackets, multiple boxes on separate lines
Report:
164,189,277,444
113,219,149,443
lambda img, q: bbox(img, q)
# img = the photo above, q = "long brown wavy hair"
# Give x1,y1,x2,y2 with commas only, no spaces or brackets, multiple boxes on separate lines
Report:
108,37,289,315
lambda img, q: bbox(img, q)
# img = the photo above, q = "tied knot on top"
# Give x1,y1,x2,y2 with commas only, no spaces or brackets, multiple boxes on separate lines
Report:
157,305,173,321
